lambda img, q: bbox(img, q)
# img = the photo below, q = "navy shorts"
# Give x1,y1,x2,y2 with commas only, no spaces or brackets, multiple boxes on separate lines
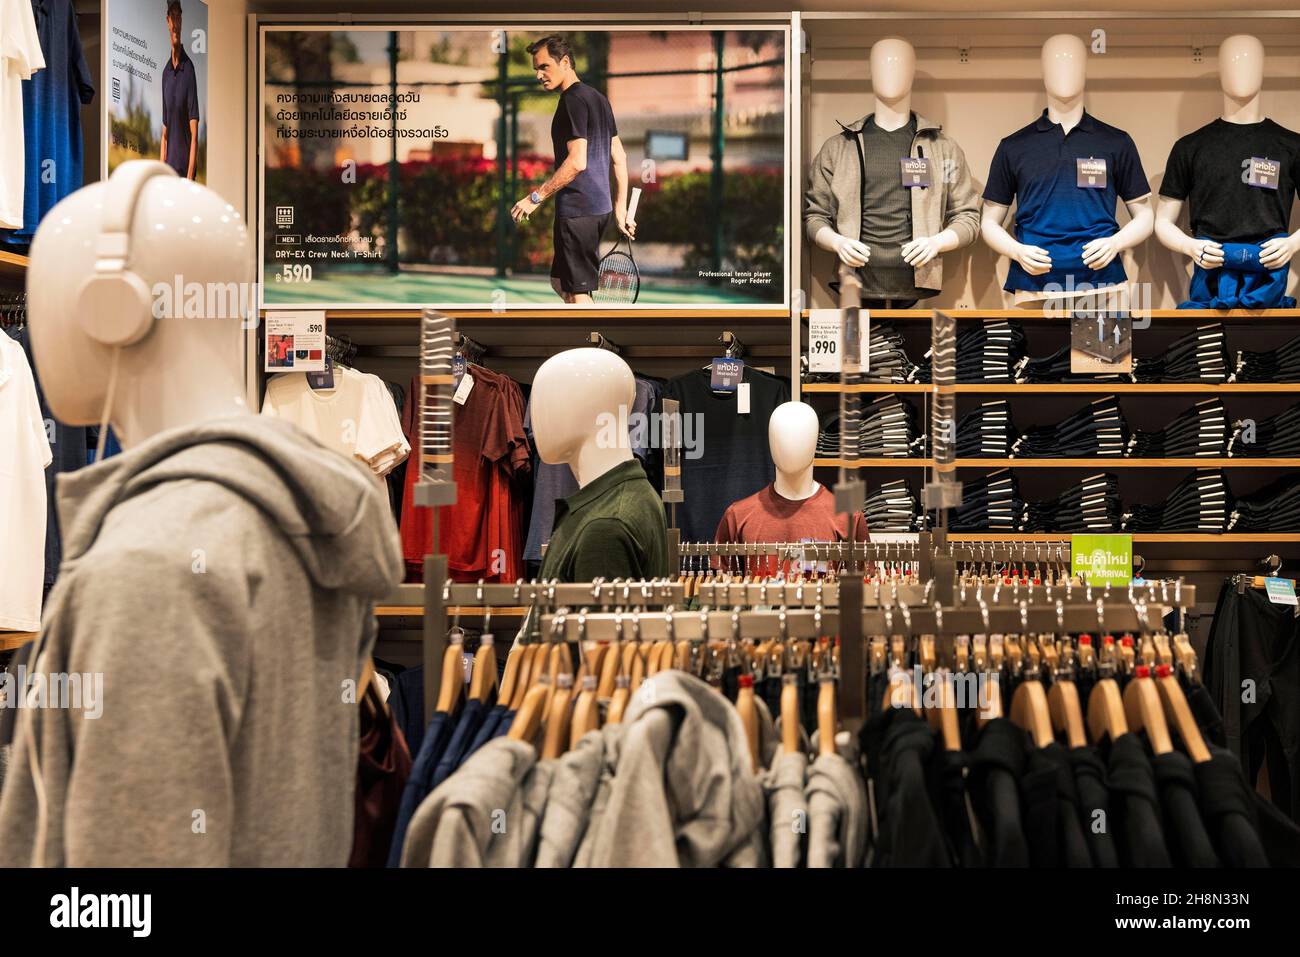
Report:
551,213,610,294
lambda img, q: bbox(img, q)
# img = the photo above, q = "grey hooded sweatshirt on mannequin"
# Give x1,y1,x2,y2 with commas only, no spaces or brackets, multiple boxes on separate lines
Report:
0,416,403,867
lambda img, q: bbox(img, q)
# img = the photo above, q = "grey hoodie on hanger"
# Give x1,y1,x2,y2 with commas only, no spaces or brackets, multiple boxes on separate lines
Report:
401,736,538,867
806,748,870,868
583,671,766,868
535,726,610,868
0,415,402,867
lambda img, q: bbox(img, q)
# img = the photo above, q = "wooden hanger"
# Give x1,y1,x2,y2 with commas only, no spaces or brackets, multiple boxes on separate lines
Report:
507,678,550,745
1154,665,1211,763
469,636,498,703
1122,667,1173,754
570,675,601,748
780,673,801,754
817,676,838,756
607,675,631,725
1010,679,1054,747
541,674,575,759
497,642,523,708
596,639,622,699
1043,637,1086,748
1086,679,1128,744
509,644,540,711
736,675,759,772
434,631,466,714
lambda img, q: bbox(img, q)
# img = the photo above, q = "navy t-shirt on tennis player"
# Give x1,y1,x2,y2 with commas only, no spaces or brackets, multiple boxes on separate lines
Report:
161,46,200,177
550,81,617,220
984,110,1150,293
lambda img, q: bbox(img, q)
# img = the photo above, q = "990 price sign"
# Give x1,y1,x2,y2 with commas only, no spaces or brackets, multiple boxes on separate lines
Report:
807,309,870,375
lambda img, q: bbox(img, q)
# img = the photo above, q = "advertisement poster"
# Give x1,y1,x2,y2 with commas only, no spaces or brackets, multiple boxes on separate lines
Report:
105,0,209,182
1071,533,1133,587
259,25,789,308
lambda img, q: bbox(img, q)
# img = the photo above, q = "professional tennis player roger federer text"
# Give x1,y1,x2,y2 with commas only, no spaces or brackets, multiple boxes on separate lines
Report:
50,888,151,937
697,269,774,285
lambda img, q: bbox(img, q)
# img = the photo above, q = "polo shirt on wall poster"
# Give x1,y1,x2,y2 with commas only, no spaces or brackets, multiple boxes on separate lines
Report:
1160,118,1300,244
983,110,1150,293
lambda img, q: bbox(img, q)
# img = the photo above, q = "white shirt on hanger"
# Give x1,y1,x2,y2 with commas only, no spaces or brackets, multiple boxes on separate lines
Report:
0,0,44,229
0,333,52,630
260,366,409,478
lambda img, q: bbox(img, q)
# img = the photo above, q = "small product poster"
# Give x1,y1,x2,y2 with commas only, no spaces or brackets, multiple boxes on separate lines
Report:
104,0,209,181
807,308,870,374
259,25,788,308
264,310,326,372
1071,534,1133,587
1070,313,1132,374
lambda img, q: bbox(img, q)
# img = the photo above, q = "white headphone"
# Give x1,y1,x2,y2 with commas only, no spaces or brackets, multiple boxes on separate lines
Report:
76,160,178,347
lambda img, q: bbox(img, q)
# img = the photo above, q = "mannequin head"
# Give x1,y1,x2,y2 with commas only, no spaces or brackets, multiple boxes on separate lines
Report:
870,38,916,104
1041,34,1087,101
768,401,819,500
28,160,251,448
531,347,635,486
1219,35,1265,101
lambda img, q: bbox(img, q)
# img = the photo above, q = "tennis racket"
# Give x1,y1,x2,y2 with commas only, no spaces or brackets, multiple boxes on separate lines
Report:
595,187,642,304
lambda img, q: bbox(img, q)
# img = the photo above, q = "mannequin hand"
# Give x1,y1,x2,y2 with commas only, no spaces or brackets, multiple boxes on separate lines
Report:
1186,238,1224,270
1259,234,1300,269
901,235,942,268
1013,242,1052,276
831,234,871,267
1082,235,1122,271
616,213,637,240
510,195,538,224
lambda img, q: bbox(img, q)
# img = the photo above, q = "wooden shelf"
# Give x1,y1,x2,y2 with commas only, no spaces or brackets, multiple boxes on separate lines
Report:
948,533,1300,544
277,308,790,323
814,457,929,468
0,249,27,281
0,631,36,651
952,458,1300,468
803,382,1299,394
801,308,1300,321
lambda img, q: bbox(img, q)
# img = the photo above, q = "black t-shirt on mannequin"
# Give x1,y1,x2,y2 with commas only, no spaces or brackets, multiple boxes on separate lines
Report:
1161,118,1300,244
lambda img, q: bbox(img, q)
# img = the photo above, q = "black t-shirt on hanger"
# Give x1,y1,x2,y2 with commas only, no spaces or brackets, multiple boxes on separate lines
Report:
660,366,790,544
1160,118,1300,244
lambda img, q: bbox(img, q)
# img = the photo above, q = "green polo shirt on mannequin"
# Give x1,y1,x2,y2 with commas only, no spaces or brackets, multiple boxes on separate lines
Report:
539,458,668,582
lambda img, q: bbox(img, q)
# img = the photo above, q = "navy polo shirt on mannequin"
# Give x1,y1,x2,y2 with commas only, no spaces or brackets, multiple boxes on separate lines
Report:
984,110,1150,293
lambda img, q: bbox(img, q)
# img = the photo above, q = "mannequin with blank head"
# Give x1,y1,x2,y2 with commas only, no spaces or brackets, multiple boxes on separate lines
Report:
714,402,867,569
980,34,1154,304
1155,35,1300,277
530,348,667,582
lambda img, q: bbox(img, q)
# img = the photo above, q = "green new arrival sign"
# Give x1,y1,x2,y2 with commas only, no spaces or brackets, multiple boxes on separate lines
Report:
1071,534,1133,586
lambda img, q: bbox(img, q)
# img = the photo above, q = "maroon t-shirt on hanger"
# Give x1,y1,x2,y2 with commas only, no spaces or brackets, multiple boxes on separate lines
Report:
712,483,869,577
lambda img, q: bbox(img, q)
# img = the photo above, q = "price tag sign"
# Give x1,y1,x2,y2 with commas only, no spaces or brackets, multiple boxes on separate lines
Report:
265,310,326,373
1265,577,1297,606
808,309,870,375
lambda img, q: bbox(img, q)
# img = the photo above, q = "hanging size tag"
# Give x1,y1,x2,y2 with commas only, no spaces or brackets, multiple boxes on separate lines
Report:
1245,156,1280,190
737,381,751,414
900,157,932,188
453,372,475,405
306,356,335,391
1076,157,1107,189
711,357,744,391
1265,576,1297,605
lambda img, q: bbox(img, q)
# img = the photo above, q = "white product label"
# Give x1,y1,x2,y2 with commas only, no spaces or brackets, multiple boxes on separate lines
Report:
737,382,751,414
807,309,870,374
453,372,475,405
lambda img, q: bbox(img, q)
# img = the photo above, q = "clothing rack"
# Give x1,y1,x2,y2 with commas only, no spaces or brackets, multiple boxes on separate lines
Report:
719,330,746,359
455,332,487,365
587,331,621,354
325,333,357,367
0,290,24,327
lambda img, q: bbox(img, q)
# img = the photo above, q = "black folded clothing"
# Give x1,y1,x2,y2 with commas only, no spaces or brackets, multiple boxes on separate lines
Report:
1228,401,1300,458
1228,473,1300,532
1133,323,1228,383
943,470,1023,532
818,395,925,458
804,321,924,385
1023,472,1122,533
1229,332,1300,384
1011,396,1128,458
914,319,1027,385
1128,398,1228,458
863,479,921,532
956,400,1017,458
1014,345,1125,384
1123,470,1230,533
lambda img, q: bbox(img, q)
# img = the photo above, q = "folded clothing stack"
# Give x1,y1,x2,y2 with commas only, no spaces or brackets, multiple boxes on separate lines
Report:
1230,332,1300,383
946,470,1023,532
956,400,1017,458
1011,396,1128,458
1133,323,1229,383
1229,401,1300,458
817,396,925,458
862,479,921,532
1123,470,1231,533
1228,474,1300,532
1128,398,1228,458
911,319,1027,385
1013,345,1125,384
1022,472,1122,533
